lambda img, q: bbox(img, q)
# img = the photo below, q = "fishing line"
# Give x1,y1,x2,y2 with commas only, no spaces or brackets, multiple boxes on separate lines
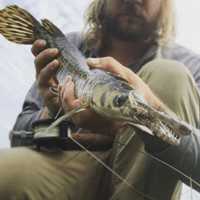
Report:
115,139,200,190
45,106,199,200
67,128,156,200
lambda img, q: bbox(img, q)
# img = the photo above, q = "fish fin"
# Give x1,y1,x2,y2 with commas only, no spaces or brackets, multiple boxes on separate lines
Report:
127,122,154,136
0,5,39,44
42,19,64,36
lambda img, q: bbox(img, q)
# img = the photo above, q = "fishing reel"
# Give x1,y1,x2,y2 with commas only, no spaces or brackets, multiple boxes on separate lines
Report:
32,119,76,150
32,119,113,151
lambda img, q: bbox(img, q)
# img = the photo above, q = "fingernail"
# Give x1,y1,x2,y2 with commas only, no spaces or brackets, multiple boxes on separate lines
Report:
74,99,81,107
39,40,46,46
53,59,59,66
50,48,59,54
87,58,100,66
65,75,72,83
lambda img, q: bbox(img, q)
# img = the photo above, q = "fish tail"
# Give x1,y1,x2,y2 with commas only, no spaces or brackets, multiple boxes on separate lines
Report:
41,19,64,37
0,5,41,44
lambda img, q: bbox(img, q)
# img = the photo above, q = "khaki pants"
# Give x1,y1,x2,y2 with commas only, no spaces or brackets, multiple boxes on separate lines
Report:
0,59,199,200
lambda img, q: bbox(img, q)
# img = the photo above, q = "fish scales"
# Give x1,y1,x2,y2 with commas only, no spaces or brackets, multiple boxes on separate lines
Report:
0,5,193,145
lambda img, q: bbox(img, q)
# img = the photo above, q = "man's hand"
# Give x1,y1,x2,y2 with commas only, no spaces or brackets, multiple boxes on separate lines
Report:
60,76,122,135
71,129,114,148
31,39,60,117
87,57,163,110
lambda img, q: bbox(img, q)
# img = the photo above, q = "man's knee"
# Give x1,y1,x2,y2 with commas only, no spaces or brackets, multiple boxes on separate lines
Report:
0,147,47,199
139,59,193,96
138,59,200,124
0,147,110,200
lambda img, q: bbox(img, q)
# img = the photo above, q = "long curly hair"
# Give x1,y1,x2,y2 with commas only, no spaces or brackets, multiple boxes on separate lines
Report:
83,0,175,51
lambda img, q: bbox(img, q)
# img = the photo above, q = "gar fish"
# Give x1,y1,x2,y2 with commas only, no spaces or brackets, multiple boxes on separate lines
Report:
0,5,192,145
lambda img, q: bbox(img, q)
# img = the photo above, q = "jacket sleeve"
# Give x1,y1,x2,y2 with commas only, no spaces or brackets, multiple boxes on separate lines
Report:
9,82,44,146
151,128,200,192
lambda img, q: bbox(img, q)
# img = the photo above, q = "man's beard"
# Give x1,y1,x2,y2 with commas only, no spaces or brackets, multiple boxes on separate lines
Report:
102,14,159,42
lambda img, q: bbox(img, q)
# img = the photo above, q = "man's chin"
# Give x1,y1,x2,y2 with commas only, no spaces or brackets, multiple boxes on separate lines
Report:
105,16,158,42
112,27,145,42
112,22,158,42
110,20,146,41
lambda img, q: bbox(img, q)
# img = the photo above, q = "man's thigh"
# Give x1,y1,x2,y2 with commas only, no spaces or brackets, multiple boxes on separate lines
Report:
0,147,110,200
109,59,200,200
138,58,200,126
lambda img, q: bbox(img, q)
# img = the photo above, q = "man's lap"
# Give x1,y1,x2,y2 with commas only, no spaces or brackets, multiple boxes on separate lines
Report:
109,59,200,200
0,147,110,200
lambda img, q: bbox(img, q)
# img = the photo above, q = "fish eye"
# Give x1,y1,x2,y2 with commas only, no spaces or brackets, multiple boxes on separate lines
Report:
113,94,128,107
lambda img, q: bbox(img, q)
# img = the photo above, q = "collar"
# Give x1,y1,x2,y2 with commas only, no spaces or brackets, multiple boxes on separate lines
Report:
82,41,160,73
128,43,159,73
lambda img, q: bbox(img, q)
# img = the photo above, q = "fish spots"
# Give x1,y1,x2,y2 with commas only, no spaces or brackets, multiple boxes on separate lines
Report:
113,94,128,107
100,91,108,107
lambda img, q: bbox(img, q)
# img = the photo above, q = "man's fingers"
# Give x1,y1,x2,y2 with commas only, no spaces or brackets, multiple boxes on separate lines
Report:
60,76,80,110
31,39,47,56
71,132,114,147
38,59,59,88
87,57,140,85
35,48,59,75
87,57,124,74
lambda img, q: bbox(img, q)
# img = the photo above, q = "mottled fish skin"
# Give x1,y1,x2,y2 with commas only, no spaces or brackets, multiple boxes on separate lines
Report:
0,5,193,145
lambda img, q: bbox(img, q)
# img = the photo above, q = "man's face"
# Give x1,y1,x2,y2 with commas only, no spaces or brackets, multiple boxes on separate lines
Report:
102,0,162,41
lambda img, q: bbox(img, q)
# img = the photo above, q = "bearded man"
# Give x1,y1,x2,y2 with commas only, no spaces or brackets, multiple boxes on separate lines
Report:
0,0,200,200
